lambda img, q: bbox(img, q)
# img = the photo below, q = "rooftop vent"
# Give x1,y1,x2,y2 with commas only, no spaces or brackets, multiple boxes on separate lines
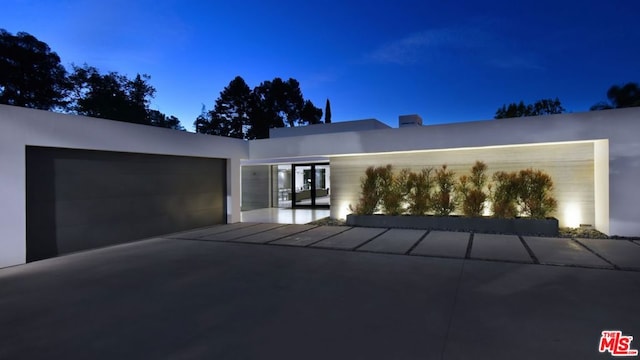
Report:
399,114,423,127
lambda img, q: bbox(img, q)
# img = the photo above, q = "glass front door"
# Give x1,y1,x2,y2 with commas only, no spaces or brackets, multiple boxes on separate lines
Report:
291,163,330,208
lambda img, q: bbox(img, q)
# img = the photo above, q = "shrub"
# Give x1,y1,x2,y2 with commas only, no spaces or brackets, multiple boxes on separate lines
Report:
433,165,457,216
350,166,381,215
518,168,557,218
491,171,520,218
406,168,434,215
378,165,410,215
457,161,488,217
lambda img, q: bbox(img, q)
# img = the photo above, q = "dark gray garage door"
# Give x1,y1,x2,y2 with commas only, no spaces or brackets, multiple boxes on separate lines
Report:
26,146,227,262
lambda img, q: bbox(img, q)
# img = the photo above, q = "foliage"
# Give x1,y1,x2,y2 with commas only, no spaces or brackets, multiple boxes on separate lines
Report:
1,29,182,129
68,65,153,124
433,165,457,216
377,166,410,215
494,98,565,119
590,82,640,110
198,76,322,140
300,100,323,125
246,77,305,139
405,168,434,215
456,161,488,217
517,169,557,218
0,29,69,110
148,110,184,130
350,164,558,220
195,76,251,138
491,171,520,218
325,98,332,124
350,166,382,215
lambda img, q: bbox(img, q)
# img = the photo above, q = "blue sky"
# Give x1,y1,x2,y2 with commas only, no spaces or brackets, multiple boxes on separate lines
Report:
2,0,639,130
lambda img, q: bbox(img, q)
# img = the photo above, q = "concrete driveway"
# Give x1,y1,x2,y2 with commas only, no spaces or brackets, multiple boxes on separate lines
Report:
1,224,639,359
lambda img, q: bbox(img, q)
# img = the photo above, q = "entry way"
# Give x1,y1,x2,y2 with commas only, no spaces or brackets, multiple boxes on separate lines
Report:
291,163,330,208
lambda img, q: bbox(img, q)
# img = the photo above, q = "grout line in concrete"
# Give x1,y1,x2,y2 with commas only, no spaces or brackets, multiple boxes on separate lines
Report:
264,225,320,244
464,232,474,259
518,235,540,264
304,227,354,247
572,238,620,270
352,228,391,251
405,230,431,255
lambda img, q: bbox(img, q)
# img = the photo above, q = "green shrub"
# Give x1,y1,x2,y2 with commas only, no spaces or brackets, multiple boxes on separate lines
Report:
518,168,557,218
491,171,520,218
406,168,434,215
350,166,381,215
457,161,488,217
433,165,457,216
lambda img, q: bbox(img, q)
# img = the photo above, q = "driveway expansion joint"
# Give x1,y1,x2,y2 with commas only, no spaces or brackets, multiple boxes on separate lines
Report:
519,235,540,264
572,238,621,270
405,230,430,255
465,232,474,259
352,228,391,251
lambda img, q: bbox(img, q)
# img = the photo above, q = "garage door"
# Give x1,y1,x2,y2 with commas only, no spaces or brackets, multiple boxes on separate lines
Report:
26,146,227,262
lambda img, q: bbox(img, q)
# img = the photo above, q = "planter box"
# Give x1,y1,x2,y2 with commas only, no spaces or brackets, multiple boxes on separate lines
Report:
346,214,559,236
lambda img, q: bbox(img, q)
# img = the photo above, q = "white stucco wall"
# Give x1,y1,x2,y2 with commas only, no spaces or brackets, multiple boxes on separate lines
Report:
250,108,640,236
0,105,248,268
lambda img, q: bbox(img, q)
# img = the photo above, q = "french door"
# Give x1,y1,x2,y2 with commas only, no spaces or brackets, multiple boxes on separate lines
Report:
291,163,330,208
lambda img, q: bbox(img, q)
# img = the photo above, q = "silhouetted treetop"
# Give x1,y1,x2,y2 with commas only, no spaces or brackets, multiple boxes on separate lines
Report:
590,82,640,110
196,76,322,139
0,29,69,110
1,29,183,130
494,98,565,119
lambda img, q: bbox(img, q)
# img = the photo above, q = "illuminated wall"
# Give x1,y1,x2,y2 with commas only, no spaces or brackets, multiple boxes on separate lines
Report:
330,141,603,229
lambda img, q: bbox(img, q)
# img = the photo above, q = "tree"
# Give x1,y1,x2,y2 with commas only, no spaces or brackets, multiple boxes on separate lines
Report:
148,110,184,130
325,98,332,123
590,82,640,110
495,98,565,119
196,76,251,138
300,100,323,125
0,29,69,110
199,76,321,140
67,64,155,125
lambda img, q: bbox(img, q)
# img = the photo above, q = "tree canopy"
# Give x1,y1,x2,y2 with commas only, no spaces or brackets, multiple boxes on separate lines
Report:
0,29,183,130
590,82,640,110
67,64,154,124
0,29,69,110
196,76,322,139
494,98,565,119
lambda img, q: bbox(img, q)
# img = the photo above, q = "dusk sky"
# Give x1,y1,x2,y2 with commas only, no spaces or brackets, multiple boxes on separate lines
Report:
2,0,639,130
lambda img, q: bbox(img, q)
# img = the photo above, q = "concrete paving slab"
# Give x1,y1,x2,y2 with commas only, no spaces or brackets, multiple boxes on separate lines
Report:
0,238,464,360
471,233,532,263
165,222,260,239
271,226,352,247
357,228,426,254
233,224,318,243
523,237,612,268
410,231,470,258
443,261,640,360
634,240,640,246
311,227,387,250
199,223,286,241
576,238,640,269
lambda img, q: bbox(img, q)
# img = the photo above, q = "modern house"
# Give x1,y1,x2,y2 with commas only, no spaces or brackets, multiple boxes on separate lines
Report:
1,104,639,268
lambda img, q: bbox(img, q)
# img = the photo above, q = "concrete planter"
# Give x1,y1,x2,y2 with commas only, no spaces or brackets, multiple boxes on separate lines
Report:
346,214,559,236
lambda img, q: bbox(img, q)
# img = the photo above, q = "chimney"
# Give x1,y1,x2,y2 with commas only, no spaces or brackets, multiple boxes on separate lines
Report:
399,114,423,127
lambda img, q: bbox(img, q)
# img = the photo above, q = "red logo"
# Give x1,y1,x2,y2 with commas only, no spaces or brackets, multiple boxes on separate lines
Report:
599,331,638,357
